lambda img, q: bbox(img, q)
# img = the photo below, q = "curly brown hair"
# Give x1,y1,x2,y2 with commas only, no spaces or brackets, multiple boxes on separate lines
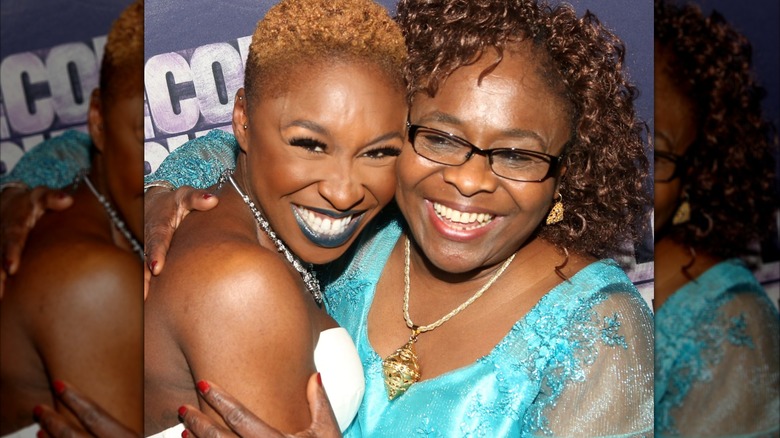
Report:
100,0,143,100
655,0,778,260
243,0,407,105
397,0,651,259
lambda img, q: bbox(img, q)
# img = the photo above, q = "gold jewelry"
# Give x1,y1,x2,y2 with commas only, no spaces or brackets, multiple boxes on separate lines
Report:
672,199,690,225
545,193,564,225
672,190,691,225
382,237,516,400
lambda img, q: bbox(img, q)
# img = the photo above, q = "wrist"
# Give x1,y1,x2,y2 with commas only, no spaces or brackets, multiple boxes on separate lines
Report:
143,180,175,193
0,181,30,194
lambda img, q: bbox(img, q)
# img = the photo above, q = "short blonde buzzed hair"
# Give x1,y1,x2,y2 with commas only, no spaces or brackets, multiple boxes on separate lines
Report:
100,0,143,100
244,0,406,103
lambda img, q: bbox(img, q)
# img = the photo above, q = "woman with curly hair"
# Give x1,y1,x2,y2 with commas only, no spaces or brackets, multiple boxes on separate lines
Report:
654,1,780,436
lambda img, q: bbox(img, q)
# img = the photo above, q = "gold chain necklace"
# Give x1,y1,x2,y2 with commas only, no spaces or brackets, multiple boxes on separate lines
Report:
381,236,516,400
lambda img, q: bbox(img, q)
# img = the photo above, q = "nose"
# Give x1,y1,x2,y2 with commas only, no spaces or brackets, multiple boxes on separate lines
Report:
441,154,499,196
316,159,366,211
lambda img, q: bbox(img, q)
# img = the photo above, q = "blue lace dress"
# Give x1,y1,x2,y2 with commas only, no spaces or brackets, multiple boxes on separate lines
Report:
322,213,654,437
655,259,780,437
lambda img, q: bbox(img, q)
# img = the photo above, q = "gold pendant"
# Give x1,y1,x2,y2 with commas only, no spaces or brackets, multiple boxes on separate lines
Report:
382,333,421,400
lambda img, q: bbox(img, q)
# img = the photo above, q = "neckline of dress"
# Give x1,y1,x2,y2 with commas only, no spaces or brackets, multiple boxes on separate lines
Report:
360,231,616,387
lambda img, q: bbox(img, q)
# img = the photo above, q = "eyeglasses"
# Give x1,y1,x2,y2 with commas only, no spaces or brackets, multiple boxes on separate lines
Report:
407,124,564,182
654,150,687,182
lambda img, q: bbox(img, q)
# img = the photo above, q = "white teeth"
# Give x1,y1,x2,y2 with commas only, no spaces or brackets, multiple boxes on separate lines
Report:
432,202,494,229
296,206,354,236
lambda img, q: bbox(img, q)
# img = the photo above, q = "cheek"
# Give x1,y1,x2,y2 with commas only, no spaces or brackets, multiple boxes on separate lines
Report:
510,184,556,220
654,181,681,228
360,164,397,204
396,146,436,194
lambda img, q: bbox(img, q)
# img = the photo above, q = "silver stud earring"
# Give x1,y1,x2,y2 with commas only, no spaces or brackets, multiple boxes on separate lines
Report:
243,124,248,130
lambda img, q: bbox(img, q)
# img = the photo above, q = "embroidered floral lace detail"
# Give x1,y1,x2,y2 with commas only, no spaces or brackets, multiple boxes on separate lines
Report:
517,291,636,436
727,314,754,348
656,287,763,435
602,313,629,349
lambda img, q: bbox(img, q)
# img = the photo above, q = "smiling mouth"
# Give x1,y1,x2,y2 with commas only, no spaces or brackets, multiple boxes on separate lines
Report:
432,202,494,230
292,205,365,248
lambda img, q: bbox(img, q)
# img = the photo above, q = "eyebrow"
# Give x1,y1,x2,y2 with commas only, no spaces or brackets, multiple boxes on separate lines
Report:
366,131,404,145
285,119,329,135
419,111,547,149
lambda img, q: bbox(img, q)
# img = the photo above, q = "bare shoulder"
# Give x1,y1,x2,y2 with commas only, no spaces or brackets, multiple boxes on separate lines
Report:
48,242,140,322
151,215,318,340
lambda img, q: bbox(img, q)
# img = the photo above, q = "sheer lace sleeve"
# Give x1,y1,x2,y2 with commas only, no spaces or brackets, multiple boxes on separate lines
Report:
663,292,779,437
540,290,654,437
144,129,239,189
0,130,90,188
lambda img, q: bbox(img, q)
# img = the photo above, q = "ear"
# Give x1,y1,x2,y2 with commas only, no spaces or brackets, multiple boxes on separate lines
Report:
87,89,105,152
232,88,250,153
555,165,567,194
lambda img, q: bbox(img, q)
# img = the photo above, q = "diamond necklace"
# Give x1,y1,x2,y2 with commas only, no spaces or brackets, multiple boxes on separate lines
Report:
82,174,144,260
227,175,323,304
381,236,516,399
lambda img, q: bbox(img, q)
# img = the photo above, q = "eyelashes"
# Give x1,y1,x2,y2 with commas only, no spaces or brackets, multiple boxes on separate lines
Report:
363,146,401,159
289,137,327,153
288,137,401,159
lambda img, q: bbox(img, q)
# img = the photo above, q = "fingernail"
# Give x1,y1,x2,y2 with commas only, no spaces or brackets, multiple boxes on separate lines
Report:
36,430,45,438
196,380,210,394
150,260,158,272
317,372,323,387
181,430,189,438
32,405,43,420
2,259,11,273
202,193,213,200
52,380,66,395
178,406,187,418
56,191,67,199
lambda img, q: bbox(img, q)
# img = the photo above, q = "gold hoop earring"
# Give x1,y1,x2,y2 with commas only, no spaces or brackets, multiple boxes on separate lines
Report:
546,193,564,225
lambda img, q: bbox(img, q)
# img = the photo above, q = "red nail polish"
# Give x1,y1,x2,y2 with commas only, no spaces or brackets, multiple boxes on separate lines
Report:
181,430,189,438
196,380,210,394
52,380,66,395
317,372,323,387
203,193,213,200
32,405,43,420
178,406,187,417
36,430,45,438
56,191,67,199
2,259,11,273
150,260,158,272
